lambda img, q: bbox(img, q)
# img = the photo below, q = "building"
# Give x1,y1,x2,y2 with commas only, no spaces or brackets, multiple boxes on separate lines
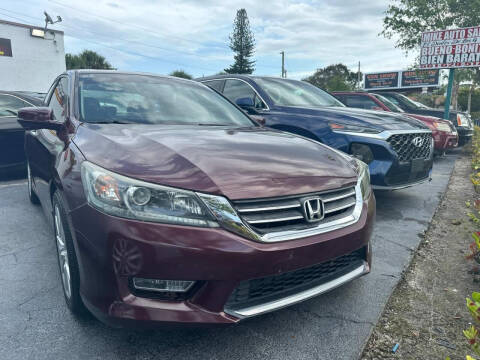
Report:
0,19,65,92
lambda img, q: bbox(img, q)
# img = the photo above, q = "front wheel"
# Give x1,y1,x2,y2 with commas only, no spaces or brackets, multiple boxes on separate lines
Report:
52,191,87,316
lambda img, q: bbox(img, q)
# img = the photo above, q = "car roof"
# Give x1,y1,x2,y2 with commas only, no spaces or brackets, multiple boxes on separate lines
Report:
69,69,198,83
196,74,292,82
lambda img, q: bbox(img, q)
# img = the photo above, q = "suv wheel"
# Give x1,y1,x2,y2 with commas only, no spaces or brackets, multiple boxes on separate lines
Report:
52,191,86,316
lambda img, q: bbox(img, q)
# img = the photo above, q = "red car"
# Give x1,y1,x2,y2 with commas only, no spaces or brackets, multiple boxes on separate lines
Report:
17,71,375,327
333,92,458,153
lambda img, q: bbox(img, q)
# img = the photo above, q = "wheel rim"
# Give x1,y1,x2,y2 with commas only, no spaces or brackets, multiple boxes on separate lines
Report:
54,205,72,299
27,164,32,196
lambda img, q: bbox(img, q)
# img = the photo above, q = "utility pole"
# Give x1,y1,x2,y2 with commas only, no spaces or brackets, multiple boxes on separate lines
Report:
357,61,361,89
280,51,285,78
444,68,455,120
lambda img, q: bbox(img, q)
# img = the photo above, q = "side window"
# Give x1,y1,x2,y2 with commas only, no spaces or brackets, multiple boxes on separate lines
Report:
223,79,265,109
345,95,379,110
0,94,31,115
48,77,68,121
202,80,224,92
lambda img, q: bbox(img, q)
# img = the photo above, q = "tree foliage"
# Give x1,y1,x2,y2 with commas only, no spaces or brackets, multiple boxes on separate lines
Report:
65,50,114,70
225,9,256,74
382,0,480,52
302,64,361,92
169,69,193,79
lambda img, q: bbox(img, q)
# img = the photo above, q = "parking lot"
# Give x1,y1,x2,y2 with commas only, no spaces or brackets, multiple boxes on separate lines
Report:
0,151,458,360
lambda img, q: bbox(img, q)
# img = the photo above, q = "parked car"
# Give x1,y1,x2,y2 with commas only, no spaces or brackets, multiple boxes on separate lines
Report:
198,75,434,190
373,91,473,146
17,70,375,327
0,91,43,174
332,91,458,154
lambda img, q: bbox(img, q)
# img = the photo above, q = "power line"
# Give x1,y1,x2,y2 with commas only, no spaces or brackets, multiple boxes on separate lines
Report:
0,10,220,73
48,0,228,51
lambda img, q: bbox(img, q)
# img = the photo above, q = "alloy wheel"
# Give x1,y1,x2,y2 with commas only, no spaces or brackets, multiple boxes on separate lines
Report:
54,205,72,299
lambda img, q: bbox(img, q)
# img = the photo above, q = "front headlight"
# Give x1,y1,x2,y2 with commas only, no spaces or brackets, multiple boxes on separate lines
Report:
433,121,452,133
329,123,381,134
81,161,262,240
354,158,371,200
81,161,218,227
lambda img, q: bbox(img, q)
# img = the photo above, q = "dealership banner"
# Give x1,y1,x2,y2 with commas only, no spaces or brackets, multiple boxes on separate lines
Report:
364,72,399,89
420,26,480,68
364,70,439,90
400,70,439,88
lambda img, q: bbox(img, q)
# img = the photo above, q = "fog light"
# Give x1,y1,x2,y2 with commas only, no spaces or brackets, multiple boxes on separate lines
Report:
132,278,195,293
350,143,374,164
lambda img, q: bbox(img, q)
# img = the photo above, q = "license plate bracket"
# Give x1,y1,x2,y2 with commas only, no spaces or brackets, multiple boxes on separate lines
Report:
411,158,425,173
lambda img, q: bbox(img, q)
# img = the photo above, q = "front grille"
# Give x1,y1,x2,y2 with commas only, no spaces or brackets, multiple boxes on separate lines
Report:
225,248,366,311
232,186,357,234
387,132,432,162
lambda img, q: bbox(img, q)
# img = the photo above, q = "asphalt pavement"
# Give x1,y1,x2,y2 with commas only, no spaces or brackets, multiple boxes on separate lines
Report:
0,151,459,360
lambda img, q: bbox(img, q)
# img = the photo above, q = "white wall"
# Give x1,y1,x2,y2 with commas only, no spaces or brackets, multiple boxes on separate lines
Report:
0,21,66,92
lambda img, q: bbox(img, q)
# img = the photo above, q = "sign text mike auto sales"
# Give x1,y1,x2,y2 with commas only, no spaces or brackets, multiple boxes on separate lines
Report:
420,26,480,68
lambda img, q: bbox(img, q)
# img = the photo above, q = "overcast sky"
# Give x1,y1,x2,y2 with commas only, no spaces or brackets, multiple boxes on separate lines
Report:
0,0,417,79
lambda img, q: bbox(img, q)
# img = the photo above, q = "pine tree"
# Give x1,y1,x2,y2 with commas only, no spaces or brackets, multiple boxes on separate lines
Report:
224,9,256,74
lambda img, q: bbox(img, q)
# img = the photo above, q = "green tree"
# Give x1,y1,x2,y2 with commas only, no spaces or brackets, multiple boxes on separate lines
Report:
65,50,114,70
224,9,255,74
382,0,480,52
169,69,193,79
302,64,361,92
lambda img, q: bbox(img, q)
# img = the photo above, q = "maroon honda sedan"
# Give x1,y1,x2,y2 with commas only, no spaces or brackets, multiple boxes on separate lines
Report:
17,70,375,327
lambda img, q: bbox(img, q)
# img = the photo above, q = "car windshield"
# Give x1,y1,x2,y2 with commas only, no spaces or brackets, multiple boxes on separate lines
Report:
371,94,404,113
77,73,255,126
254,77,345,108
381,93,425,111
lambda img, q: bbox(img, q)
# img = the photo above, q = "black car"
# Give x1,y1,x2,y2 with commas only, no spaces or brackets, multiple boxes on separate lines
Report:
0,91,44,174
375,92,473,146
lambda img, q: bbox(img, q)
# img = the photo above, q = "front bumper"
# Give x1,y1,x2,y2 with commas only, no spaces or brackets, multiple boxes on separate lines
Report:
432,130,458,151
328,131,434,189
457,127,473,146
69,192,375,327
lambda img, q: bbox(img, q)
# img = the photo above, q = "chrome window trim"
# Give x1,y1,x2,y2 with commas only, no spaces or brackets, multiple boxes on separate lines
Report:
201,77,270,111
333,128,431,140
224,262,369,319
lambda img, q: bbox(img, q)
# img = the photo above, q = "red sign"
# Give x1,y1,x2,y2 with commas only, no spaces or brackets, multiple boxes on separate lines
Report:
420,26,480,68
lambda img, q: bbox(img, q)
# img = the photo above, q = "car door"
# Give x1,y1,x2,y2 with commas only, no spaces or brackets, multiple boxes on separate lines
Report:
27,76,69,210
0,94,35,169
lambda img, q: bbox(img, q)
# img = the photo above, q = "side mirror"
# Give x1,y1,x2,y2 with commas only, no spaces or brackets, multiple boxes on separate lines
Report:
236,97,255,109
17,107,64,131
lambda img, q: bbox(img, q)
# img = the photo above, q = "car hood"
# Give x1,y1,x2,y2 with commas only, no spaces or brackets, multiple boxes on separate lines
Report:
73,124,357,200
274,105,429,131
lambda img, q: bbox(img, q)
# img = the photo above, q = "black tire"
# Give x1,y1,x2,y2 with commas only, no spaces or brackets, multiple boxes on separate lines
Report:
27,163,40,205
52,190,87,317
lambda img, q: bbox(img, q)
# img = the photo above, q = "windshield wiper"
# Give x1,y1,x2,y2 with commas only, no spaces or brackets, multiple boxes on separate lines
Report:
196,123,231,126
90,120,133,124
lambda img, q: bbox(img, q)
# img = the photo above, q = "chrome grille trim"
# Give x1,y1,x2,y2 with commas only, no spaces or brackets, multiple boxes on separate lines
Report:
228,176,366,243
387,132,432,162
322,189,356,203
247,215,304,224
236,202,301,213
